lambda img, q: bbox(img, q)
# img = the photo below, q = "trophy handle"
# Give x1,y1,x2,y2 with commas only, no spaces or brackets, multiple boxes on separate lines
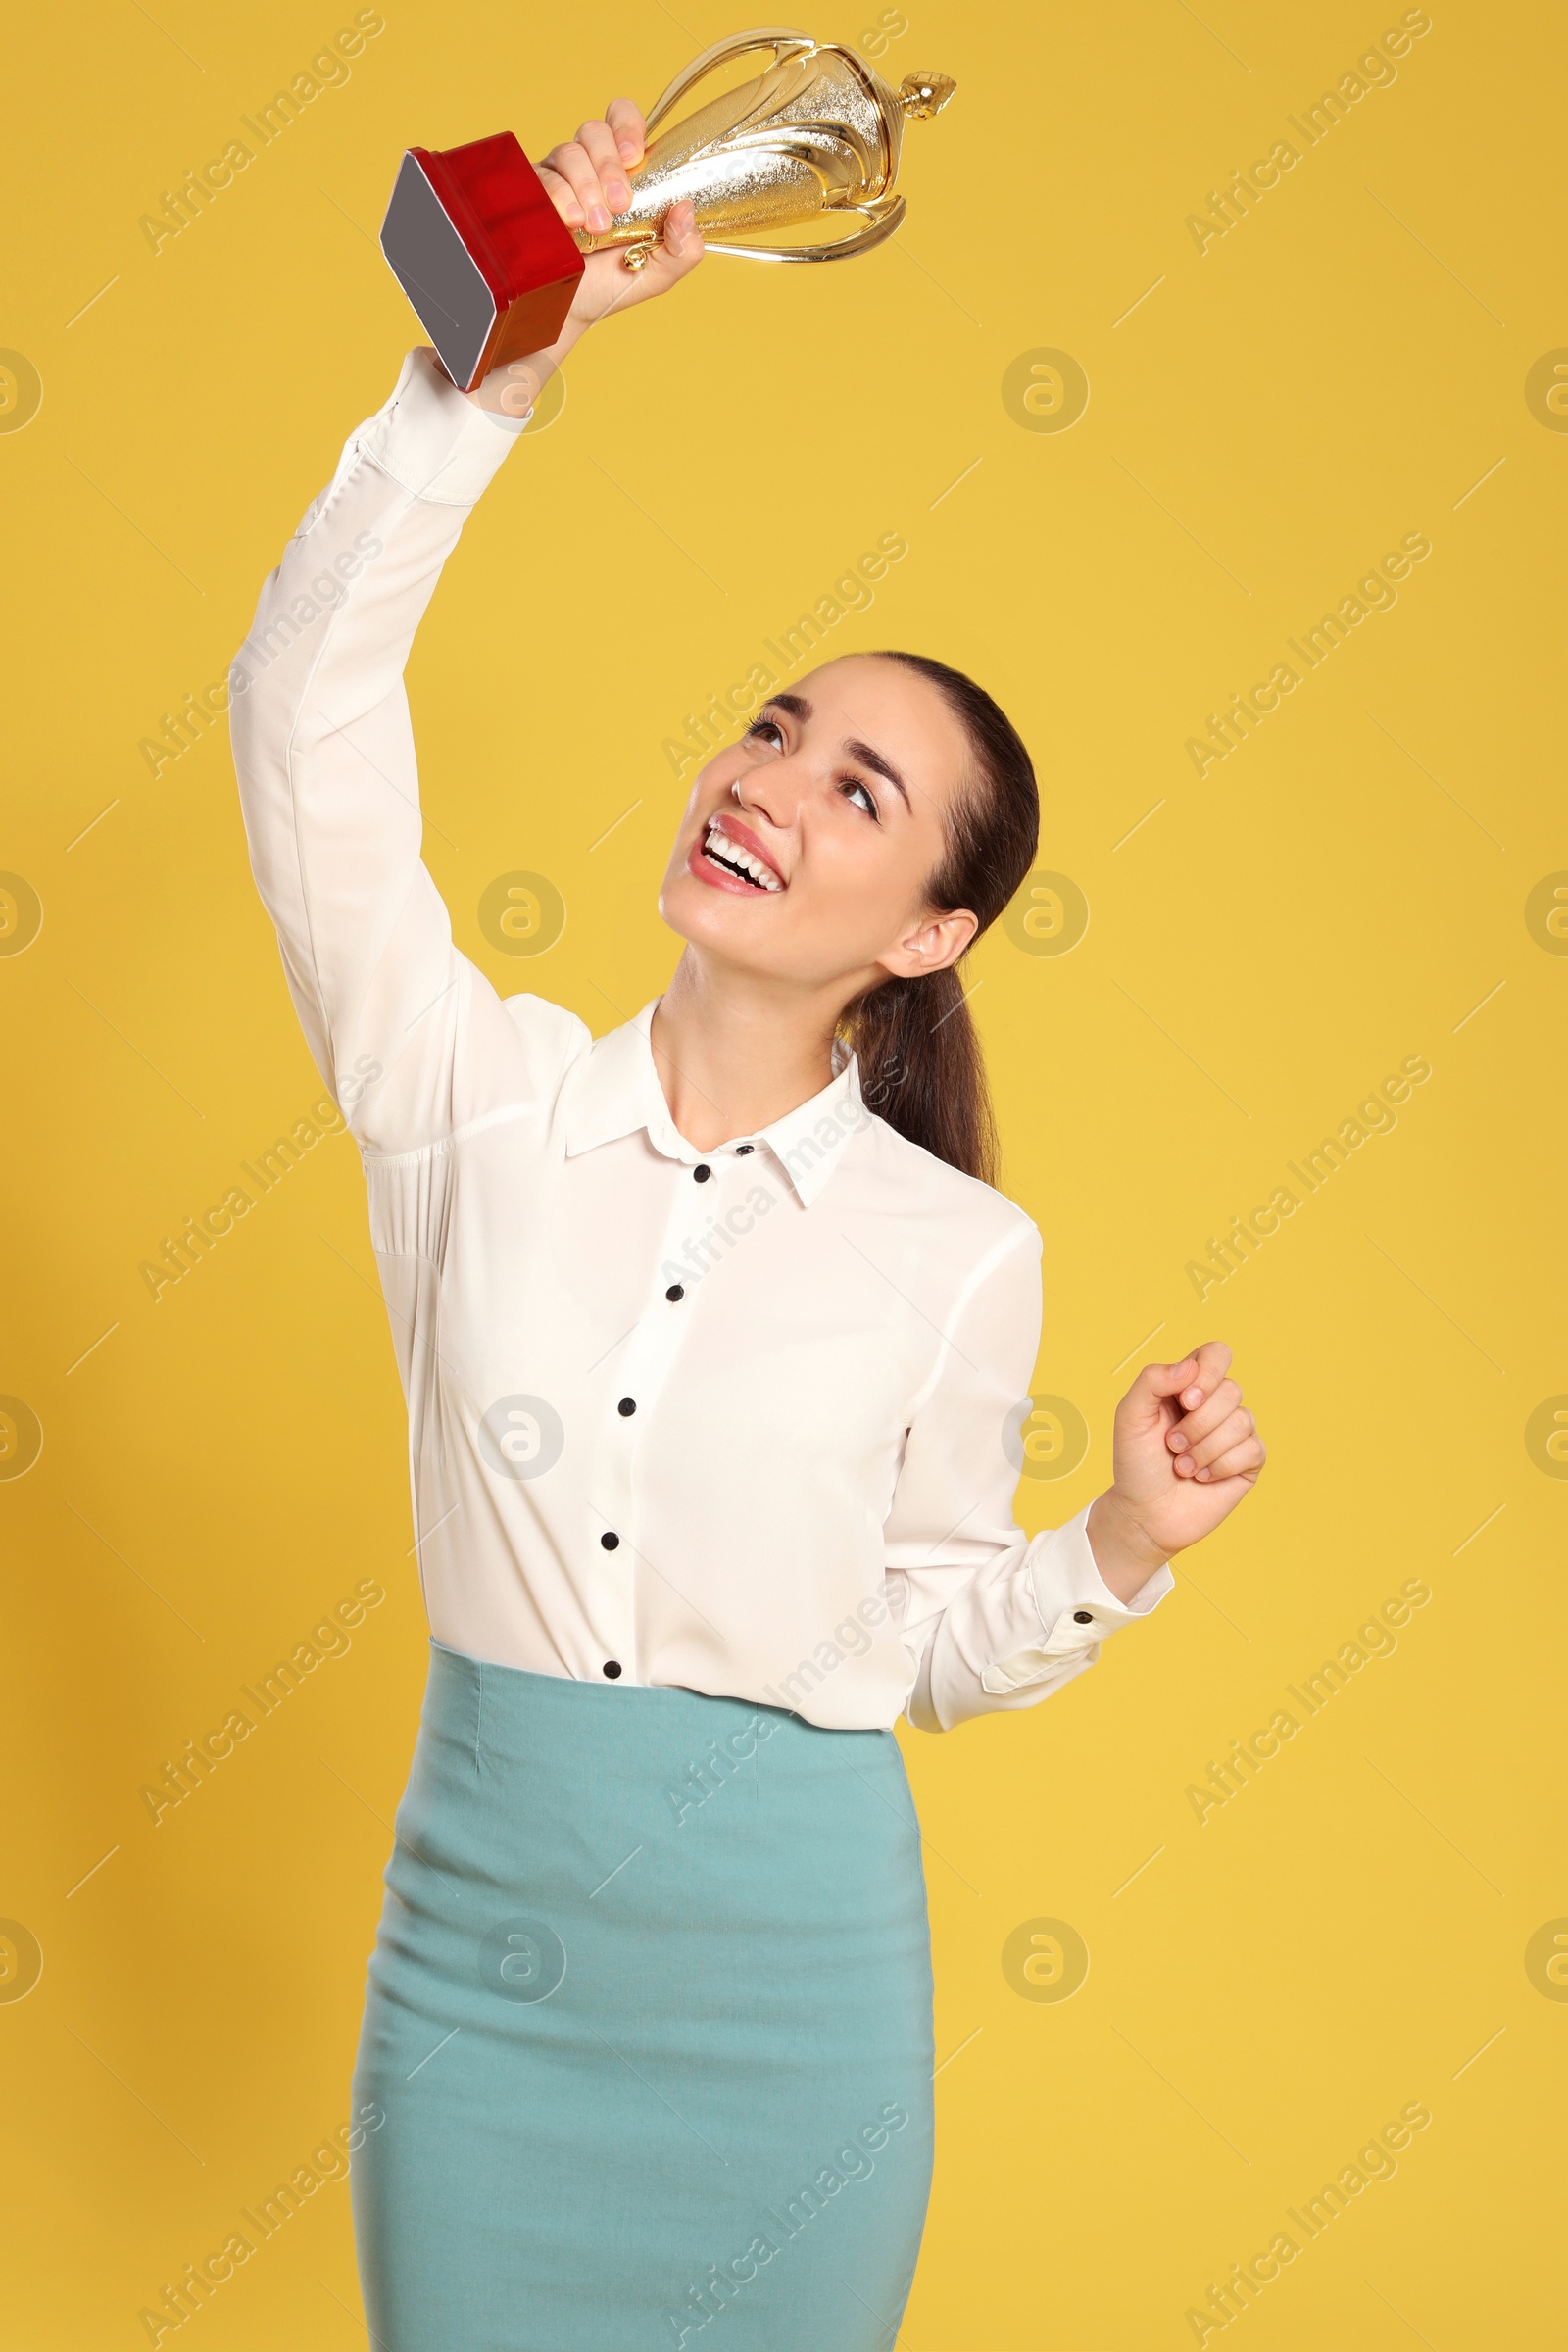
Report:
704,192,906,263
644,25,817,138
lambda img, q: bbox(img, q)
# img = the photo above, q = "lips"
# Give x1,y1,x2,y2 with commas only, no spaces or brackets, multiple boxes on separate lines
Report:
690,814,786,895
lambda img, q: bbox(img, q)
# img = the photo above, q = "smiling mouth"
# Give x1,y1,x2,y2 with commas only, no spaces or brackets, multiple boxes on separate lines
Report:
701,816,783,892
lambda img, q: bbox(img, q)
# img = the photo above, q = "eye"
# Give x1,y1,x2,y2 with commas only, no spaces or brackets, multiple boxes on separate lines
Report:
745,716,784,751
839,775,880,821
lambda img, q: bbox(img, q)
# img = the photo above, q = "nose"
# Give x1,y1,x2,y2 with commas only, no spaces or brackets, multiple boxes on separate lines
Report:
729,757,798,835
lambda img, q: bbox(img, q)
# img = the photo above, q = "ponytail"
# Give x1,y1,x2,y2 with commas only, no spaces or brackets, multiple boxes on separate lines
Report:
839,652,1039,1187
846,964,998,1183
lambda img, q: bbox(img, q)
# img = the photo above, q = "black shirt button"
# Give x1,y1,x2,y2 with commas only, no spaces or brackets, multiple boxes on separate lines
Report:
736,1144,755,1155
1072,1610,1094,1624
602,1660,622,1679
693,1163,711,1183
617,1397,636,1417
601,1531,619,1550
665,1284,684,1302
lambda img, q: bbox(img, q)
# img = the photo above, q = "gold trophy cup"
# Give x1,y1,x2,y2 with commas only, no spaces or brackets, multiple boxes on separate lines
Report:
380,28,956,386
582,27,956,267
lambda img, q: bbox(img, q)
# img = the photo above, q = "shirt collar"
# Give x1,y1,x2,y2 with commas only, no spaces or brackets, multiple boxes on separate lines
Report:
563,999,869,1209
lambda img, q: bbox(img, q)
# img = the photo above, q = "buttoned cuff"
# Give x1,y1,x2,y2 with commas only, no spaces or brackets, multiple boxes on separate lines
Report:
980,1506,1174,1697
351,347,530,505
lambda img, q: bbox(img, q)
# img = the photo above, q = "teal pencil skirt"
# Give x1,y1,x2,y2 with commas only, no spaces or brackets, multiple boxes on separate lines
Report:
350,1642,935,2350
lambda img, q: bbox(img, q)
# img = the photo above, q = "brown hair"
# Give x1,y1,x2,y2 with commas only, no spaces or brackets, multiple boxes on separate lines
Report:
839,651,1039,1187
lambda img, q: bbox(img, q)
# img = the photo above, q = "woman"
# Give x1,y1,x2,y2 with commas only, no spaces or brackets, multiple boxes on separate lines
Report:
231,97,1264,2352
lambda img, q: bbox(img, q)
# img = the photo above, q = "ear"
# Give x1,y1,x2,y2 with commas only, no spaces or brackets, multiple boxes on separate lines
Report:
876,906,978,982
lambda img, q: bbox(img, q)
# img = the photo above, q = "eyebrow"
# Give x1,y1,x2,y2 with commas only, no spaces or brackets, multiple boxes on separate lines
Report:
764,693,912,812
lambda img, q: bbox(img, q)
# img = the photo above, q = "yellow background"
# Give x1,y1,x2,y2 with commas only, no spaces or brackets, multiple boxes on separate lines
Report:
3,0,1564,2342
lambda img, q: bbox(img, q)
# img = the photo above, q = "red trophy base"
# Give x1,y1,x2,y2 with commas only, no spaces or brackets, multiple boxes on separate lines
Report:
379,133,585,393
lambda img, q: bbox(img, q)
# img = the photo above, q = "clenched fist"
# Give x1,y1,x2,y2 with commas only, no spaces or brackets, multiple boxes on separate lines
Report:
1087,1342,1265,1597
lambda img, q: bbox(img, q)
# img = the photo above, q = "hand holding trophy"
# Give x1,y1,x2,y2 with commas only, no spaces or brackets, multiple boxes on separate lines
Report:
379,27,956,410
455,100,709,417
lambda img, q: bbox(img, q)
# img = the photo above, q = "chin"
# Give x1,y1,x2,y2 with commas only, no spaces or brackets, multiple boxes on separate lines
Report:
658,869,770,958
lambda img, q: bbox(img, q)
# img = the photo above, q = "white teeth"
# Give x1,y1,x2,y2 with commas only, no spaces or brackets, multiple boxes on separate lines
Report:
705,818,782,892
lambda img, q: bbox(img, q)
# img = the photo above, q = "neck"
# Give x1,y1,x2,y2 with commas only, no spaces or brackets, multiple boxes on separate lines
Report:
649,950,856,1151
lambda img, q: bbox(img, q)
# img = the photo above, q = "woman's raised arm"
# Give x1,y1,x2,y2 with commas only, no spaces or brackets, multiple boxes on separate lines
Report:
229,348,549,1156
227,103,702,1156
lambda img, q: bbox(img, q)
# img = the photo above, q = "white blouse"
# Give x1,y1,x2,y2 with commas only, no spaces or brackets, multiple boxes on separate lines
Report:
229,349,1172,1733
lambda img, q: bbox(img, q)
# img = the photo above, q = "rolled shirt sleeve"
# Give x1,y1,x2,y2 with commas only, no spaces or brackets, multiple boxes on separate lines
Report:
886,1218,1174,1732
